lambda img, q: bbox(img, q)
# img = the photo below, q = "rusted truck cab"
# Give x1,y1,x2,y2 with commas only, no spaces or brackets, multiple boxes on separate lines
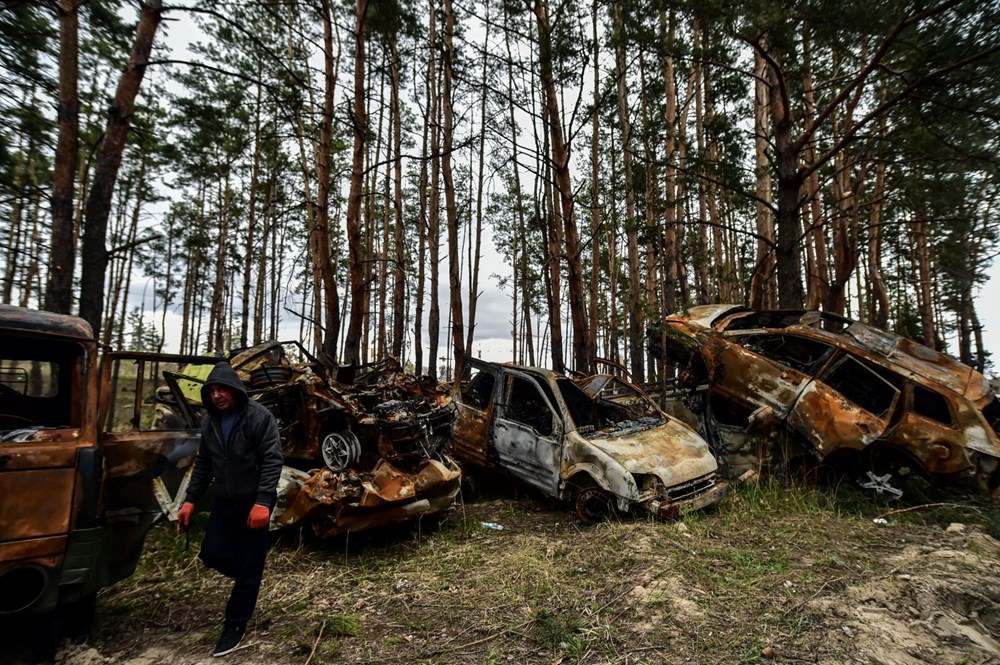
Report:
0,306,203,630
0,306,105,620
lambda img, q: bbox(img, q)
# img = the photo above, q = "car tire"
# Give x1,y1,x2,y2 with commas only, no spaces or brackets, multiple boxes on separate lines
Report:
575,486,616,523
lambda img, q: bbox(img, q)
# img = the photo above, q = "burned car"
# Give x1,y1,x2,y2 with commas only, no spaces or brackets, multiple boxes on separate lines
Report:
141,342,461,538
654,305,1000,498
452,359,727,521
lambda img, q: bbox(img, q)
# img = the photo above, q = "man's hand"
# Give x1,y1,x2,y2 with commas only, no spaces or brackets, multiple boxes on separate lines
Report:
247,504,270,529
177,502,195,527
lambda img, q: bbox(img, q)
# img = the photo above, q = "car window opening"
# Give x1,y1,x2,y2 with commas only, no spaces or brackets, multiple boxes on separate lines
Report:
821,356,898,418
912,385,954,426
503,375,554,436
737,334,833,375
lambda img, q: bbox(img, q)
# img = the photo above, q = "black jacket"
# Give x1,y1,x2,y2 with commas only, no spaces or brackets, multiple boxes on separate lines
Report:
184,362,283,509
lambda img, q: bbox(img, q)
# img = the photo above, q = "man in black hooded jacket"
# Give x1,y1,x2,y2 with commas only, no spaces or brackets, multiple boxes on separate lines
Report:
177,361,283,657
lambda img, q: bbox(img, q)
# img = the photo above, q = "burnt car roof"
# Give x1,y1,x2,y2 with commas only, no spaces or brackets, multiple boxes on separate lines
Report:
0,304,94,341
673,305,982,400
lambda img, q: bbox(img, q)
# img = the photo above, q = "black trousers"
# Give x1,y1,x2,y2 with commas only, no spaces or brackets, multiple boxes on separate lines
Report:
198,502,270,626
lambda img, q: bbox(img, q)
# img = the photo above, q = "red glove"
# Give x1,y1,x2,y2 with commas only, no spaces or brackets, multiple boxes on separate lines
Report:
177,502,195,527
247,504,271,529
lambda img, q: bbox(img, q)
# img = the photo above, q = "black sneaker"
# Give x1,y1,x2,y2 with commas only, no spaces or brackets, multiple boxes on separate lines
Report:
213,623,246,657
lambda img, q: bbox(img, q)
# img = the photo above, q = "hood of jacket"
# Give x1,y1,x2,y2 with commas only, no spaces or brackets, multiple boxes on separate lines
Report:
201,361,249,415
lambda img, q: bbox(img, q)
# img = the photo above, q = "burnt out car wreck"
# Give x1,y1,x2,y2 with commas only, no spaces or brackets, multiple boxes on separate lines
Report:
652,305,1000,498
148,343,461,538
452,359,727,521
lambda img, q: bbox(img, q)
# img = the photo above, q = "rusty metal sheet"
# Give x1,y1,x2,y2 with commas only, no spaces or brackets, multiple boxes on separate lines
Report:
0,304,94,341
277,457,461,537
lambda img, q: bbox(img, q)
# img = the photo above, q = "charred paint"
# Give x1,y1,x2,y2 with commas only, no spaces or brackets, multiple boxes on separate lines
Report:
278,458,460,537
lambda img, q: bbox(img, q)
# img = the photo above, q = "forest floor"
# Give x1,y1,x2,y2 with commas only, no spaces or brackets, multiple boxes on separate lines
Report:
5,481,1000,665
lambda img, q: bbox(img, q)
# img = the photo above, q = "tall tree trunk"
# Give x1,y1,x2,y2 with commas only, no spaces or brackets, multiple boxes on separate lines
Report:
760,35,806,308
532,0,589,373
209,176,231,353
158,209,175,353
465,3,490,360
78,0,162,332
241,82,262,348
343,0,369,367
588,0,601,371
389,31,406,361
414,41,431,375
613,2,643,383
4,131,31,305
800,27,828,310
750,48,775,309
316,0,342,362
660,4,678,316
442,0,465,382
692,22,711,305
427,0,441,379
867,157,890,327
912,208,935,347
46,0,80,314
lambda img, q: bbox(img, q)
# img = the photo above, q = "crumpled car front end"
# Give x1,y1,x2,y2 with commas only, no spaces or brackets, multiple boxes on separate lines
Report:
571,417,728,520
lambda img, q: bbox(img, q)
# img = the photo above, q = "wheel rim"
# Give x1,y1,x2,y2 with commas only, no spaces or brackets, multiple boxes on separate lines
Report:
321,431,361,471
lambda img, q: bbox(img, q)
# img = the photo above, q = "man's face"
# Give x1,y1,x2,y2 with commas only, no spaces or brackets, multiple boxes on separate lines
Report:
208,384,238,413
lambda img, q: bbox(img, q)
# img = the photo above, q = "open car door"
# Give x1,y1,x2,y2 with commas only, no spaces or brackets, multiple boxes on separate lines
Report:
98,352,219,584
492,367,564,497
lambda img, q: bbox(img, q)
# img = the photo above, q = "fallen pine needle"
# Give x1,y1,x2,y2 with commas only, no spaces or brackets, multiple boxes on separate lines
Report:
876,502,968,520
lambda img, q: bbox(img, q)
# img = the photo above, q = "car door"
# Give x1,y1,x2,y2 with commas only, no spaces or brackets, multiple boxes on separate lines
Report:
452,359,500,467
98,352,219,583
785,353,900,458
493,369,563,497
717,332,831,419
0,335,95,603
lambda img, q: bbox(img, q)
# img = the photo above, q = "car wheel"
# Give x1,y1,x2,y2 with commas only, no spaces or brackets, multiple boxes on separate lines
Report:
575,487,615,523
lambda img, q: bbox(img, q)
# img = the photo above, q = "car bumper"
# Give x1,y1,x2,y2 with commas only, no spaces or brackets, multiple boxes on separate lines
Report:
647,480,729,520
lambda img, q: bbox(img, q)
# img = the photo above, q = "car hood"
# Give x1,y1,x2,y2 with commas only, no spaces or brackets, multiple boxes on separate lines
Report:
585,418,719,486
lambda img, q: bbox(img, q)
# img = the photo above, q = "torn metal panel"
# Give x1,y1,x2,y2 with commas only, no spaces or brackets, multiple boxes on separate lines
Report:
652,305,1000,497
277,457,461,537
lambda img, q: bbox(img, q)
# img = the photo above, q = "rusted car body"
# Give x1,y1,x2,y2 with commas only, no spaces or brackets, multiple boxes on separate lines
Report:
654,305,1000,497
146,342,461,538
452,359,727,521
0,307,213,623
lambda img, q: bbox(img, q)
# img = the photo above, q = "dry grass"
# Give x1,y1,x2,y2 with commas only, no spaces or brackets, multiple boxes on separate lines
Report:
74,481,1000,664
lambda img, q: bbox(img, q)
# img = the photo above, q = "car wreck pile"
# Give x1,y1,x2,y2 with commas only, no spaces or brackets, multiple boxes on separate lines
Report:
182,344,462,538
652,305,1000,499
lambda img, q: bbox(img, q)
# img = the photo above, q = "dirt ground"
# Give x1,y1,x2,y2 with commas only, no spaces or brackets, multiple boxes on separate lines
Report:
4,483,1000,664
